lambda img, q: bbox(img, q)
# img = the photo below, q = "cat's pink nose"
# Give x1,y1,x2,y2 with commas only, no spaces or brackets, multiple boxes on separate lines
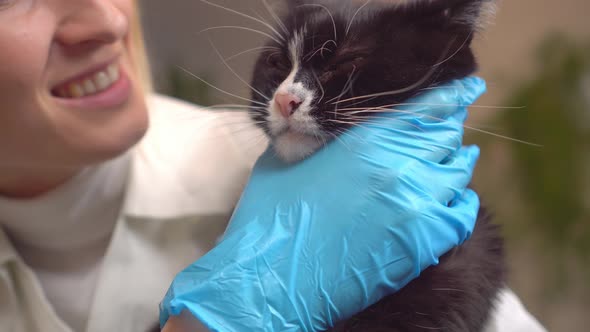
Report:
275,93,302,118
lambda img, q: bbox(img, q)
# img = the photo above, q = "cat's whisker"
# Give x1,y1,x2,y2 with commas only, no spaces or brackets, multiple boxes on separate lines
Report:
326,65,358,104
331,39,457,105
303,46,325,63
346,0,372,36
223,123,267,136
203,109,254,115
154,108,251,122
176,66,268,107
311,70,326,104
331,67,435,105
151,115,266,137
250,7,274,30
310,128,326,148
320,40,337,59
299,3,338,43
199,26,282,45
207,37,271,102
337,103,526,112
240,133,269,154
459,124,542,146
334,71,358,117
409,323,443,330
262,0,289,36
337,107,543,147
432,33,471,67
225,46,281,62
199,0,286,42
327,128,356,153
266,51,283,65
199,126,267,152
329,115,425,134
332,126,367,146
328,118,424,142
202,103,265,110
417,85,464,92
198,108,260,114
344,96,380,108
190,119,267,137
431,288,467,293
161,111,262,124
216,120,268,129
304,40,336,62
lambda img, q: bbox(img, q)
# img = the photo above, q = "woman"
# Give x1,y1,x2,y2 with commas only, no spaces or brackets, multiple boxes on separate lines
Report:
0,1,545,332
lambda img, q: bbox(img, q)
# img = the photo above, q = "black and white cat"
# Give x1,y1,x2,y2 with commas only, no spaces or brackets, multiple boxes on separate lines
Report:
247,0,505,331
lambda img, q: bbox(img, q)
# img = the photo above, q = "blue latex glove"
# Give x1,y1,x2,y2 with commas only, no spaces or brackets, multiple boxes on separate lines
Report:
160,77,486,331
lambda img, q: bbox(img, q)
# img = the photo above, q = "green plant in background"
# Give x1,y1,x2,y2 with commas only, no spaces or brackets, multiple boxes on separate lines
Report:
164,66,214,107
500,35,590,262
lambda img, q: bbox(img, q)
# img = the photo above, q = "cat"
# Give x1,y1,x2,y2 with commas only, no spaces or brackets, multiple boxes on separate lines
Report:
246,0,506,331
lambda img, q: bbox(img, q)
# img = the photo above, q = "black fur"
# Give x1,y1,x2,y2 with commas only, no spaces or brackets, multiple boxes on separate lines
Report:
328,209,504,332
248,0,505,331
250,0,494,135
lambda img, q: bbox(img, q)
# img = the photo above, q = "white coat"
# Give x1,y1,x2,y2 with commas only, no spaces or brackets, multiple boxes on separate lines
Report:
0,95,546,332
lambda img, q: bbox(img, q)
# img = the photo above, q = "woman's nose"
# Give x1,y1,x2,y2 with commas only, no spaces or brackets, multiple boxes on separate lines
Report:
54,1,128,49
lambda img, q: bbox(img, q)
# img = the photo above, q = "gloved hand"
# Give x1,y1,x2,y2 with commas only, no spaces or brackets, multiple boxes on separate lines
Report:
159,77,486,331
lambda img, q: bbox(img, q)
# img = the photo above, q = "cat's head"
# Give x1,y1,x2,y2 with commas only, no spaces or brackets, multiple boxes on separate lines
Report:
249,0,496,162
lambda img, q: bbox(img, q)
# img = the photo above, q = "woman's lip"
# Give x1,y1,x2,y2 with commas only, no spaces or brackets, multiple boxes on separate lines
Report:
53,67,132,111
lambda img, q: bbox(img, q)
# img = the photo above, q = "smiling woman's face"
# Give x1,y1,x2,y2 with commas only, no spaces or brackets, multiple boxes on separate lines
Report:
0,0,148,193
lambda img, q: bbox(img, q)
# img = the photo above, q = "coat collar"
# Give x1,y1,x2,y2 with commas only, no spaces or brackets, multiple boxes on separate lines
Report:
122,94,264,219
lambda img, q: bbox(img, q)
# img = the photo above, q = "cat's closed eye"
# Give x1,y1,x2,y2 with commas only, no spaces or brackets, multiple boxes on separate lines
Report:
266,52,291,72
326,56,365,72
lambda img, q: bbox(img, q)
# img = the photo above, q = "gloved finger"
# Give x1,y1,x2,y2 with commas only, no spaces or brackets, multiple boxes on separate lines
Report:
346,75,482,136
396,76,486,122
427,188,480,258
446,188,480,244
339,76,482,160
458,77,487,107
403,145,479,205
352,110,466,164
404,108,467,162
434,145,479,204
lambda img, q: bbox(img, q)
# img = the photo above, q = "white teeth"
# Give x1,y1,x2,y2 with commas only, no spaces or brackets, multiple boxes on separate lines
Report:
82,79,97,95
107,64,119,82
69,84,84,98
94,71,110,91
55,65,120,98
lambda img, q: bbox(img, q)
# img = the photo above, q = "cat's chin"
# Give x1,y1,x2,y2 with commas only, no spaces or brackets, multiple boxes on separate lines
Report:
272,131,325,163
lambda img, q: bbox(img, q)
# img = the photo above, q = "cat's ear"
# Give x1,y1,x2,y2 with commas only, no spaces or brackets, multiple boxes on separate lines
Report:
285,0,335,9
437,0,497,30
285,0,306,9
413,0,497,31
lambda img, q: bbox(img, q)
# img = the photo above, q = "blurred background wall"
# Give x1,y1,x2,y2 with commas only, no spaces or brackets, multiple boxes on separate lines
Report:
138,0,590,330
